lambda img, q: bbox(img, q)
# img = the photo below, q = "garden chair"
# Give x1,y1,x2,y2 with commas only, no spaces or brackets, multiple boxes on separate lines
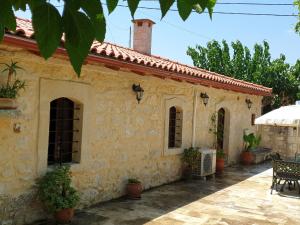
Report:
271,160,300,194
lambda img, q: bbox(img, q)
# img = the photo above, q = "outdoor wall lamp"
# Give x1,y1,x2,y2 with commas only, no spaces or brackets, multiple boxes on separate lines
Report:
245,98,253,109
132,84,144,104
200,92,209,106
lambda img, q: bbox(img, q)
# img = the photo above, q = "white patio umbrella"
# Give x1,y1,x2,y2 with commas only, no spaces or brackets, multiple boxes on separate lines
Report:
255,105,300,155
255,105,300,127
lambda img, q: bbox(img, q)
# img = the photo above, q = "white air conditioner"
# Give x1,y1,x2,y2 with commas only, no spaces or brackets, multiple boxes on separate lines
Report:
191,149,216,177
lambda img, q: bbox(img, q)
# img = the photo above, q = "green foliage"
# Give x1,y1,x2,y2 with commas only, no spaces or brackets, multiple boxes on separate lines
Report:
295,1,300,35
187,40,300,111
0,61,25,98
243,132,261,152
0,0,216,76
37,166,80,213
128,178,141,184
0,79,25,98
182,147,201,170
216,149,225,159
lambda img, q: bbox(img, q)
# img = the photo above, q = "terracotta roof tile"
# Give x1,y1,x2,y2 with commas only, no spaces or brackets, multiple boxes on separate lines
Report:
4,18,272,96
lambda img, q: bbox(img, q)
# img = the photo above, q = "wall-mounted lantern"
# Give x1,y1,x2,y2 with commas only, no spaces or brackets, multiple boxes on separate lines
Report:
200,92,209,106
132,84,144,104
245,98,253,109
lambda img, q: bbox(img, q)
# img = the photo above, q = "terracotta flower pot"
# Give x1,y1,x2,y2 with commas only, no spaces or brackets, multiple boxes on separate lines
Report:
241,151,253,165
54,208,74,224
0,98,17,109
216,158,225,174
127,183,142,199
182,165,192,180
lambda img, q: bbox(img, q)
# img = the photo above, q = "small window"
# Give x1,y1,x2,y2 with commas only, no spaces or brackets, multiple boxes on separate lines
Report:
168,106,183,148
48,98,82,165
251,114,256,126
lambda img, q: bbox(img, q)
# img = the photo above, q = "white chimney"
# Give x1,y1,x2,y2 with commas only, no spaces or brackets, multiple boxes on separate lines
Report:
132,19,155,55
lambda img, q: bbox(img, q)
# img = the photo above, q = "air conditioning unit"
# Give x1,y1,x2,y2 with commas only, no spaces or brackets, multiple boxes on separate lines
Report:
191,149,216,178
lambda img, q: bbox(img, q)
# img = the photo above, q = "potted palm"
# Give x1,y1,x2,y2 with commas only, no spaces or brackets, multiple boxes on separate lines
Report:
37,166,79,224
216,149,225,174
0,61,25,109
126,179,142,199
241,132,261,165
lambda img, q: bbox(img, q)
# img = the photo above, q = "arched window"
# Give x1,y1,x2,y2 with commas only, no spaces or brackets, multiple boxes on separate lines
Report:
48,97,82,165
168,106,183,148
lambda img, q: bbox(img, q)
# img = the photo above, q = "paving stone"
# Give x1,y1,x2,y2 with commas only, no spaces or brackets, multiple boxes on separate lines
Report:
29,162,300,225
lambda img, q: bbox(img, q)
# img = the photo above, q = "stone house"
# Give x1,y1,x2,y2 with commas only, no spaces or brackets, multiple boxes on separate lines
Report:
0,18,272,224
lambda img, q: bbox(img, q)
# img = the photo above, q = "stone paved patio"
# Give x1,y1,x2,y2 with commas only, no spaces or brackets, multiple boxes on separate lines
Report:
32,162,300,225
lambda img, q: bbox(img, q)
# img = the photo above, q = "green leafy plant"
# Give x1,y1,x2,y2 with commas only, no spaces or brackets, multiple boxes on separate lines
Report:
0,1,217,76
128,178,141,184
188,40,300,111
243,132,261,152
295,0,300,35
216,149,225,159
0,61,25,98
182,147,201,170
37,166,80,213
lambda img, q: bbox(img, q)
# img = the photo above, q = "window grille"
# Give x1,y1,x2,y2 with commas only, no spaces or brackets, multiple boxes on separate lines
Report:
47,97,81,165
168,106,183,148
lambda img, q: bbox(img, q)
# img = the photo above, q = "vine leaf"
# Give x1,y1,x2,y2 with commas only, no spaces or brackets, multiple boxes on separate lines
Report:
159,0,175,19
32,2,63,59
106,0,119,14
63,9,95,75
82,0,106,42
127,0,140,18
177,0,193,21
0,0,16,41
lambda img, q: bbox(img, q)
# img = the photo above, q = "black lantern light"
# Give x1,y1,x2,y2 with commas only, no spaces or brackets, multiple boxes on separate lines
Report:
132,84,144,104
200,92,209,106
245,98,253,109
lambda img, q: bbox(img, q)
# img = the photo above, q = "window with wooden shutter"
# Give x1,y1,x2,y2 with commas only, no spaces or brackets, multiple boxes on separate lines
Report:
168,106,183,148
47,97,82,165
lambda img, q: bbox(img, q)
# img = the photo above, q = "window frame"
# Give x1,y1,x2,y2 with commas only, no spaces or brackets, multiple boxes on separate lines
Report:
37,79,92,174
164,96,187,156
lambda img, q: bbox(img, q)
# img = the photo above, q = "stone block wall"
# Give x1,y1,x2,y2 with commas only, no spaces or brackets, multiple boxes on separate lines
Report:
259,125,300,158
0,44,262,224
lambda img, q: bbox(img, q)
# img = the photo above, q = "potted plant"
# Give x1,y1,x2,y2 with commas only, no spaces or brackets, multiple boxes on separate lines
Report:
241,132,261,165
216,149,225,174
182,147,201,179
0,61,25,109
37,166,79,224
126,179,142,199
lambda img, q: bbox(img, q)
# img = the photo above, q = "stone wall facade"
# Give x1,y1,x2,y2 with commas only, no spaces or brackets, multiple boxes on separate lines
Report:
0,44,263,224
259,125,300,158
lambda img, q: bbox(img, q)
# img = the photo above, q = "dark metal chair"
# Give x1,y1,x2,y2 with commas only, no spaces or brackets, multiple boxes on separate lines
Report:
271,159,300,194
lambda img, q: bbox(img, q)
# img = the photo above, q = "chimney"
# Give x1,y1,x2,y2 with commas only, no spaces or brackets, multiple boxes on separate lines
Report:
132,19,155,55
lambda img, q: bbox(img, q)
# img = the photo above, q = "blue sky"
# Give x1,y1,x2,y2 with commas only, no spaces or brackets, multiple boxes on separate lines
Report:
15,0,300,66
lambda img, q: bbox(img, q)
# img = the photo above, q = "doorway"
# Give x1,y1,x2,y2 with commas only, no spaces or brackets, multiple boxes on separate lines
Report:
217,108,230,162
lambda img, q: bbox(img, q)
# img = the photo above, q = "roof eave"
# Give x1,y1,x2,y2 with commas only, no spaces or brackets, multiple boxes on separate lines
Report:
2,34,272,97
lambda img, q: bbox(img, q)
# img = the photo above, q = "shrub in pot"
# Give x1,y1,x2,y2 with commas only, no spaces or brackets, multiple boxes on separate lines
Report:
127,179,142,199
182,147,201,179
216,149,225,174
241,132,261,165
0,61,25,109
37,166,79,224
